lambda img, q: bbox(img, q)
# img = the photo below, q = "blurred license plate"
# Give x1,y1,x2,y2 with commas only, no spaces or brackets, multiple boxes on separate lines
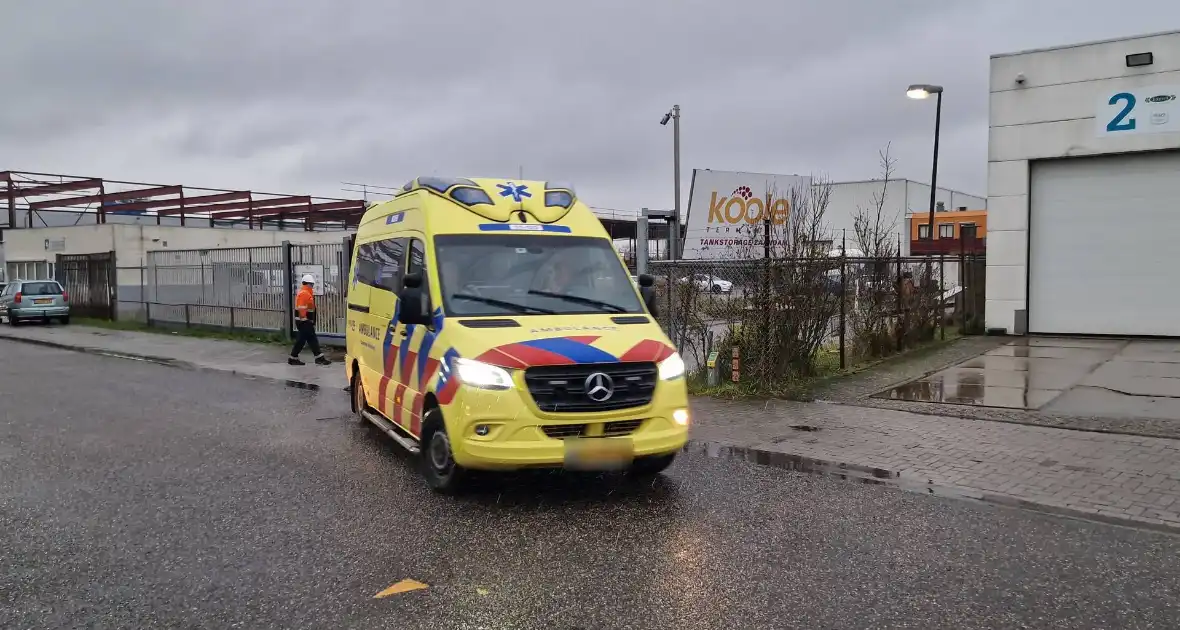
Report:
34,299,52,304
564,438,634,471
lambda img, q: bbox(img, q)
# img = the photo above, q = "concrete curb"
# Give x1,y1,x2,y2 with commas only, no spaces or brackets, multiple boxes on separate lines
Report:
820,398,1180,442
0,333,340,393
0,334,187,366
684,439,1180,536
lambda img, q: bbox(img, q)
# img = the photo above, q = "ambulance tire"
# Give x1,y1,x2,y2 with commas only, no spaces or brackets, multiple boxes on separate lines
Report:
421,408,467,494
627,453,676,477
351,371,369,424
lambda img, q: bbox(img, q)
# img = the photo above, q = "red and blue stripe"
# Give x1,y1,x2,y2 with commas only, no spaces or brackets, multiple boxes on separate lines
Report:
475,335,618,368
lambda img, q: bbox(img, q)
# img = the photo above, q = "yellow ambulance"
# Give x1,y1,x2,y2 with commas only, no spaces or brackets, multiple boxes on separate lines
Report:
345,177,690,492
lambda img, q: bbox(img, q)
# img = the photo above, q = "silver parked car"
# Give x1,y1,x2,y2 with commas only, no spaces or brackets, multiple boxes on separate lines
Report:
0,280,71,325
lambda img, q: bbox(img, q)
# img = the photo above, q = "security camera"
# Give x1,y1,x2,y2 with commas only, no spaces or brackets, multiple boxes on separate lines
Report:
1015,72,1026,85
660,112,672,126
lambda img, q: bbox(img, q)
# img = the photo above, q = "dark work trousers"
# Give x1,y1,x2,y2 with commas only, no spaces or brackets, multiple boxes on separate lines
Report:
291,319,323,358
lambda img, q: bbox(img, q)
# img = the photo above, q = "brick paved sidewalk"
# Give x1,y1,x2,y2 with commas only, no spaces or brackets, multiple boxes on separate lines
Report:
690,396,1180,531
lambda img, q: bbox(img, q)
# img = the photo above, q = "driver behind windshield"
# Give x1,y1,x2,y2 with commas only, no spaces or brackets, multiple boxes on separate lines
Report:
435,234,642,316
535,252,583,295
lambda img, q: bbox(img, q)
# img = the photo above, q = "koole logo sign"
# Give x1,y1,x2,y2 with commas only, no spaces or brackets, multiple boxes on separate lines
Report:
683,170,811,260
706,185,790,225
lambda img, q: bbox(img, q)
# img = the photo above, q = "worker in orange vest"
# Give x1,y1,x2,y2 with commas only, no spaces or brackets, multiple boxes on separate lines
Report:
289,274,331,366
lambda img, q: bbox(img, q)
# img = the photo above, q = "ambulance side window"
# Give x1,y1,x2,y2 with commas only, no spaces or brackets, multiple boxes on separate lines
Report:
407,239,426,276
371,238,407,294
406,238,431,313
354,243,379,286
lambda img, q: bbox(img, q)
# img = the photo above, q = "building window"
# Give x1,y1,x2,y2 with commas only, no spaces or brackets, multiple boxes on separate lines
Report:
939,223,954,238
918,224,931,239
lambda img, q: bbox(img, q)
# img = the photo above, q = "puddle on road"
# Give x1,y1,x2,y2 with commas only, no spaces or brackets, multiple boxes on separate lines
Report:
872,367,1065,410
683,441,896,482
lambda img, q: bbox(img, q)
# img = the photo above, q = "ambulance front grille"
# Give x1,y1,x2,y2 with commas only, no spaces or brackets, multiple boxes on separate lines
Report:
524,362,658,413
540,420,645,440
602,419,644,437
541,424,587,439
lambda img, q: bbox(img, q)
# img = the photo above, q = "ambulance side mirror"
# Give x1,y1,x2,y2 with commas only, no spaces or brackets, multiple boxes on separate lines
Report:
398,272,431,326
638,274,659,318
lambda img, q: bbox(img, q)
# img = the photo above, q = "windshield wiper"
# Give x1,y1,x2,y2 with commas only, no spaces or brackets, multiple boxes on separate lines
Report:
527,290,628,313
451,293,556,314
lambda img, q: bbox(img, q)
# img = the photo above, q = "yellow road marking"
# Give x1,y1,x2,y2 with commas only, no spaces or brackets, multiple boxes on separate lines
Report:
374,579,428,598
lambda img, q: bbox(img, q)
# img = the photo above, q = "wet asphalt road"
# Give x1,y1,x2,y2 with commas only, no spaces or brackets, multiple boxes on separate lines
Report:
3,343,1180,629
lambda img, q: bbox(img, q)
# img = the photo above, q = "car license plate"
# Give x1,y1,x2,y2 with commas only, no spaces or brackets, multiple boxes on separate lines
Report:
564,438,634,471
34,298,52,304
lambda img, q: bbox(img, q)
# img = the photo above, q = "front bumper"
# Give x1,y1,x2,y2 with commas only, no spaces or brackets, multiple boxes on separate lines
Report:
445,379,690,470
6,306,70,319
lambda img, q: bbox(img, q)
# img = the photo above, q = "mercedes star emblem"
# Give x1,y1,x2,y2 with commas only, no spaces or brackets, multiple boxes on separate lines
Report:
584,372,615,402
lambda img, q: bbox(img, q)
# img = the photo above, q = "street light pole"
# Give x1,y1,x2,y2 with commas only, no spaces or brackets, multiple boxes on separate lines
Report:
928,91,942,241
661,105,681,259
907,84,944,243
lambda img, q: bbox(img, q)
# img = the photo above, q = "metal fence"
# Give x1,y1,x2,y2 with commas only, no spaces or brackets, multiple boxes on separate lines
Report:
116,239,351,342
290,242,350,337
647,253,985,381
56,252,116,320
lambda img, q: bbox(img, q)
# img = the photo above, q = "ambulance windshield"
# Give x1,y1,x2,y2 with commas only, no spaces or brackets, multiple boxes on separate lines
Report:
434,234,644,317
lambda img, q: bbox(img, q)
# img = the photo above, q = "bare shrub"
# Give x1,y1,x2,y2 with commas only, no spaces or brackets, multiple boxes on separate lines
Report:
848,144,902,358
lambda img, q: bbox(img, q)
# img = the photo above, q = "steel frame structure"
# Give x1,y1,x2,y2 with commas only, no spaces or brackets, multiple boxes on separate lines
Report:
0,170,367,231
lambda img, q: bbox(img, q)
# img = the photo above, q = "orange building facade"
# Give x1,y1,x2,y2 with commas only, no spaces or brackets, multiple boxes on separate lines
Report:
908,209,987,255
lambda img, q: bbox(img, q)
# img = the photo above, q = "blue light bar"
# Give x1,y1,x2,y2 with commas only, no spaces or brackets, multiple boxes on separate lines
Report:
416,176,479,194
450,186,494,206
544,191,574,209
478,223,572,233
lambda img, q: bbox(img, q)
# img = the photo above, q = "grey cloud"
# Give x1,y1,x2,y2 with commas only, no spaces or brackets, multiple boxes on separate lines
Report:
3,0,1180,213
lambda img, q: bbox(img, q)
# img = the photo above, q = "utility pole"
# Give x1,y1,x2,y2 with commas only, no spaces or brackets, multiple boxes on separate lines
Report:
661,105,682,260
672,104,681,260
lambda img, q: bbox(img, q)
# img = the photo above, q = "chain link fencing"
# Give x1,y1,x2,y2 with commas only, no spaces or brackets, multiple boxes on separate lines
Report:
115,240,352,344
648,253,985,387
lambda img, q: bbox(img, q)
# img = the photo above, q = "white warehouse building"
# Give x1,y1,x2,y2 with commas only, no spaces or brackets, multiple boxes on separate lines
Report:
988,30,1180,336
824,178,985,254
676,169,985,261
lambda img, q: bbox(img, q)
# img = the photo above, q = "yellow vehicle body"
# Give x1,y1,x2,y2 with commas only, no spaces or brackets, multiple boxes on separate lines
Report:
344,177,689,482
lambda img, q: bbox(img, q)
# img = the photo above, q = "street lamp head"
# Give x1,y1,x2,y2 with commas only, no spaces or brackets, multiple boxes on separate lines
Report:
906,84,944,99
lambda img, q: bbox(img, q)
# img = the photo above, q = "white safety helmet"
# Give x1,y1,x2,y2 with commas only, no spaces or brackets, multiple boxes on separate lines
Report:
301,274,316,285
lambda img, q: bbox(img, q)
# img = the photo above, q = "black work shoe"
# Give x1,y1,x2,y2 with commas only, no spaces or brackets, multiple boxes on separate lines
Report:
315,356,332,366
288,357,305,366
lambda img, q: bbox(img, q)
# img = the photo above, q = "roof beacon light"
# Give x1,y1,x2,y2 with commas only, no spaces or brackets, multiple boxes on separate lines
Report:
450,186,494,207
544,191,574,209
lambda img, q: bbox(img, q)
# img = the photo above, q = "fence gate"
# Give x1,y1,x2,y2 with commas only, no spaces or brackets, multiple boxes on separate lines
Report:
289,242,349,338
56,252,116,320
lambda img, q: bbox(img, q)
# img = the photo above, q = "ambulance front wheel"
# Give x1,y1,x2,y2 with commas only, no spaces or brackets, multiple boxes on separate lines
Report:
421,408,468,494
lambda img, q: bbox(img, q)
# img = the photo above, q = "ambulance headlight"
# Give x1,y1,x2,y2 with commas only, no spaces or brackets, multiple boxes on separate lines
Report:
454,358,514,390
658,352,686,380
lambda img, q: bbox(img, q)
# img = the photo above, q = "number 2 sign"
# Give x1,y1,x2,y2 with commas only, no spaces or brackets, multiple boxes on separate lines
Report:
1097,86,1180,137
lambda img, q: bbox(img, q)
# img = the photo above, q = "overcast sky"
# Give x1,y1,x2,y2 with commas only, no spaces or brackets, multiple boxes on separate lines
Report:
3,1,1179,214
